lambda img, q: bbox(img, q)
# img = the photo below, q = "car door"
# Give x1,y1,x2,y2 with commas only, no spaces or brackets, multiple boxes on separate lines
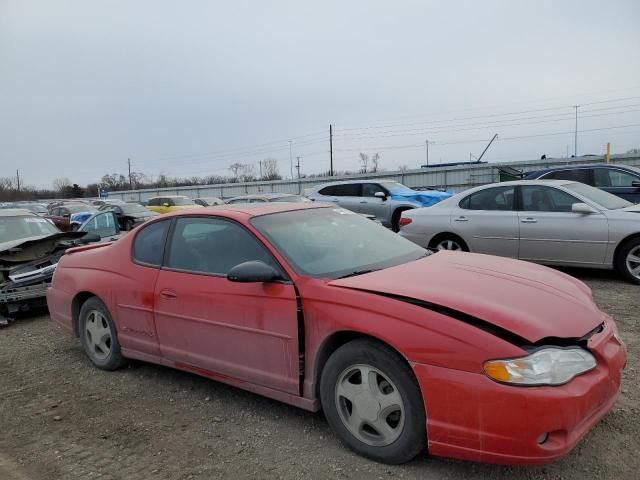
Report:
331,183,362,213
153,216,300,395
450,185,519,257
592,167,640,203
517,185,608,265
79,211,122,241
113,219,171,356
359,183,391,219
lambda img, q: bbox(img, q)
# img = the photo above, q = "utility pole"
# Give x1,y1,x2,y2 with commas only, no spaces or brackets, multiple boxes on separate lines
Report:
16,169,20,192
574,105,579,157
128,158,133,190
259,160,263,179
425,140,429,166
288,140,293,179
329,124,334,176
295,156,301,179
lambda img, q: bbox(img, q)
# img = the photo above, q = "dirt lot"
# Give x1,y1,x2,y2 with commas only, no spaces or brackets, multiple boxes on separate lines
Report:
1,269,638,480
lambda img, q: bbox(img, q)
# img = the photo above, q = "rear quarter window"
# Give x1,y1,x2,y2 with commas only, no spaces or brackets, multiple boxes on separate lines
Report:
132,220,171,266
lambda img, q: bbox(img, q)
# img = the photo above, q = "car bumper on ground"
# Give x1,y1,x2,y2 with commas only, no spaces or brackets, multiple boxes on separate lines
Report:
413,320,626,464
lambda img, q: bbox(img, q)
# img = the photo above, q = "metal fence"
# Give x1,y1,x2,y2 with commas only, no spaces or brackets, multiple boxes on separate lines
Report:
108,153,640,201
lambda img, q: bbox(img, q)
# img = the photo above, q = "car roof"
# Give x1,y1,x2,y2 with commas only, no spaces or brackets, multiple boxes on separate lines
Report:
0,208,37,217
148,195,190,199
312,179,400,189
159,202,329,219
530,163,637,174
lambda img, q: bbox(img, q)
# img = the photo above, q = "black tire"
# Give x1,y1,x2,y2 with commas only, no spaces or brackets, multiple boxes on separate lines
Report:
320,339,426,464
615,237,640,285
429,233,469,252
79,297,127,370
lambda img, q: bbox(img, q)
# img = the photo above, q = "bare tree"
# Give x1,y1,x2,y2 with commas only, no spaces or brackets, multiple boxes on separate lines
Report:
229,163,243,180
53,177,71,192
371,153,381,173
239,164,257,182
397,165,409,172
261,158,281,180
359,153,369,173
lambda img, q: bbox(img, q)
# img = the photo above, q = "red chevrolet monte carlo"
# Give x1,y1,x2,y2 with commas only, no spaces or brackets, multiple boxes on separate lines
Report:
47,203,626,465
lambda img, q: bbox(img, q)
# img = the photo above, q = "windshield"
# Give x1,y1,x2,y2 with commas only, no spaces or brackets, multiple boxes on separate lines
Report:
0,215,60,243
66,204,96,214
379,182,415,195
173,197,195,206
251,207,426,278
17,204,48,214
120,204,151,215
564,182,633,210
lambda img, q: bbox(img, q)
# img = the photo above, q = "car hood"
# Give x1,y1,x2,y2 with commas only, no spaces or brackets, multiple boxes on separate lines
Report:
0,232,86,263
390,190,452,207
329,252,604,343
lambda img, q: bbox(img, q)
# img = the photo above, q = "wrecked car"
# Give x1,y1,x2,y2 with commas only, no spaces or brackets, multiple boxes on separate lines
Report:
0,209,120,326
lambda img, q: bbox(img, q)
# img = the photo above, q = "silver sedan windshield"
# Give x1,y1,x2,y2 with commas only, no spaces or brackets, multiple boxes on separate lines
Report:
564,182,632,210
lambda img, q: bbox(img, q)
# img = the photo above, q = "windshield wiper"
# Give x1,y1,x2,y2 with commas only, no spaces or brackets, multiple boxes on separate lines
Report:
336,268,381,279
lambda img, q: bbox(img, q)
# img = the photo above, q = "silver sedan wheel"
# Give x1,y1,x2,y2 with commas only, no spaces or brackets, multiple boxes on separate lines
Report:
84,310,112,361
335,364,405,447
436,239,463,251
626,246,640,281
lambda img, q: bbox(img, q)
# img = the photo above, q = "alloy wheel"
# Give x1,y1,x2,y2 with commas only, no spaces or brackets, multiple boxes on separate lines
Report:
436,239,462,251
335,364,405,447
626,245,640,281
84,310,112,361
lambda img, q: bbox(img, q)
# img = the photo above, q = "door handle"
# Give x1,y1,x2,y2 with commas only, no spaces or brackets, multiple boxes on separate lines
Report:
359,201,367,204
160,289,177,299
454,216,468,222
521,218,537,223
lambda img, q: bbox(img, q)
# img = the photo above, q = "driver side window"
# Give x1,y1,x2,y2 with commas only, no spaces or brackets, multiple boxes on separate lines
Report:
361,183,384,197
520,186,579,212
166,217,280,276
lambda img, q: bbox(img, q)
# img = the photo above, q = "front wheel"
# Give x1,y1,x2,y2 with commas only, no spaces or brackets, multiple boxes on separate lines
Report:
616,238,640,284
320,339,426,464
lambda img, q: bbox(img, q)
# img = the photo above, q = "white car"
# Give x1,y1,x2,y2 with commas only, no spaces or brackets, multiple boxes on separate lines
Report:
399,180,640,284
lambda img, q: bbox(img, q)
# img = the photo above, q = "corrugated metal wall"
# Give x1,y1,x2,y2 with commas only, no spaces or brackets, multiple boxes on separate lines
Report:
108,154,640,201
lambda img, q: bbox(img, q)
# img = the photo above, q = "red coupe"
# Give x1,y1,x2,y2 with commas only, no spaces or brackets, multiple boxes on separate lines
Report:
47,203,626,465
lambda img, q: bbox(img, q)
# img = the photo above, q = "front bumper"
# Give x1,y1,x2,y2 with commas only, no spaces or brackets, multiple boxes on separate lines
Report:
413,320,626,464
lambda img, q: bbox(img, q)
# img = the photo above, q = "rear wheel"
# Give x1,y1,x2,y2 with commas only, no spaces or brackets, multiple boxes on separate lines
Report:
430,234,468,252
320,339,426,464
616,238,640,284
79,297,127,370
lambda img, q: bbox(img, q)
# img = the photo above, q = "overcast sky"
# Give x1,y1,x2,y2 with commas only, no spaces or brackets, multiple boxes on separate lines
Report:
1,0,639,189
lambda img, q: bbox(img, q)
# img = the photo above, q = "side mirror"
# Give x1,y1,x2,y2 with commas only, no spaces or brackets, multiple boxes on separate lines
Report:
572,202,597,214
78,232,101,244
63,214,70,218
227,261,281,283
374,191,387,200
631,180,640,188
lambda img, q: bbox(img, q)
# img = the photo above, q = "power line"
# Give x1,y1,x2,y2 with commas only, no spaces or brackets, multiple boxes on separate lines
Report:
335,95,640,133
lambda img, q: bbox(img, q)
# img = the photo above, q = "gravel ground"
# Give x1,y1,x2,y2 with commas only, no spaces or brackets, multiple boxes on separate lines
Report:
0,268,638,480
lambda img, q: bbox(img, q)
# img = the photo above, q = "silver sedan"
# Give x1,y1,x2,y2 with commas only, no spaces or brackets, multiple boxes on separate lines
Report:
399,180,640,284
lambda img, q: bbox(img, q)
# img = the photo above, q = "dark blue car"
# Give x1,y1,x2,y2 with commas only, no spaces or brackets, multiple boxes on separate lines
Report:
525,163,640,203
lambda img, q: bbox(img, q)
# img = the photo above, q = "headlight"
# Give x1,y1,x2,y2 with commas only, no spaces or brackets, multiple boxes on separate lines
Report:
483,347,596,386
